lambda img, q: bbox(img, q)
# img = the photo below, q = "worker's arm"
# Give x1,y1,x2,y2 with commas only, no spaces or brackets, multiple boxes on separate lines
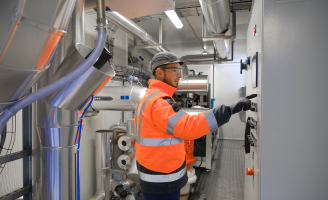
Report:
151,94,256,140
151,97,230,140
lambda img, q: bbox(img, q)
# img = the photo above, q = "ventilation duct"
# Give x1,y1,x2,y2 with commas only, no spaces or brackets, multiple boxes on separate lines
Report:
0,0,76,108
199,0,230,34
199,0,236,60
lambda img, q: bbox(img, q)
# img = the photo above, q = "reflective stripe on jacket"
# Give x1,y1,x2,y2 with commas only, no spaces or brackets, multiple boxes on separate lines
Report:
135,79,231,194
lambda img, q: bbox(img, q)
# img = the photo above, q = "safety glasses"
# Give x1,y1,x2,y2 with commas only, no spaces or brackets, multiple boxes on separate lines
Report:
160,67,182,74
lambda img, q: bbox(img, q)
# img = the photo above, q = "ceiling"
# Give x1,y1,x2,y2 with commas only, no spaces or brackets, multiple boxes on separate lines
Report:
129,0,252,59
85,0,252,61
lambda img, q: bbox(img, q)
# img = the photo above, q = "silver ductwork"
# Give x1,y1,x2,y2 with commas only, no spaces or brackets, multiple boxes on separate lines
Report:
91,86,147,111
46,44,115,111
177,75,209,94
181,54,220,65
199,0,231,34
0,0,76,108
32,1,116,199
199,0,235,60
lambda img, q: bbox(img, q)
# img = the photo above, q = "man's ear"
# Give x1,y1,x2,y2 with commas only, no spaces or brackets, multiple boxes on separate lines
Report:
155,68,163,77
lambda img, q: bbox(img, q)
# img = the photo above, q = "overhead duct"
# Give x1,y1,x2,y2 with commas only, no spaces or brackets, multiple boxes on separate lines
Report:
181,54,219,65
199,0,230,34
181,40,234,65
199,0,236,60
0,0,76,108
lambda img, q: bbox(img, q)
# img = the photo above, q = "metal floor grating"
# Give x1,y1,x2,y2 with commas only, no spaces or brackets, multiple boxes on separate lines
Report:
193,139,245,200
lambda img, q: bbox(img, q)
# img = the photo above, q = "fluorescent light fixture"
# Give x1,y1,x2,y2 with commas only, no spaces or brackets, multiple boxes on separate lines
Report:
165,10,183,29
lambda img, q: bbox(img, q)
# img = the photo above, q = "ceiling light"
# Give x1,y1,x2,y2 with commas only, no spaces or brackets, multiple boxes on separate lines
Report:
203,51,208,55
165,10,183,29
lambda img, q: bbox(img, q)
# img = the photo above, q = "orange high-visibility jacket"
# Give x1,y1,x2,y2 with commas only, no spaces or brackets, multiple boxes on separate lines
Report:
135,79,231,194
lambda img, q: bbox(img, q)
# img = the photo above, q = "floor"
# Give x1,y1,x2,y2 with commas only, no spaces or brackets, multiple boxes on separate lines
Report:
136,139,245,200
190,139,245,200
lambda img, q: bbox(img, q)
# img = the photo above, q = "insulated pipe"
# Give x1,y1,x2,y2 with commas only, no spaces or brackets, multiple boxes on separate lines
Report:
0,24,106,142
127,156,139,183
117,153,135,170
199,0,230,34
118,136,136,151
177,75,209,93
0,0,76,108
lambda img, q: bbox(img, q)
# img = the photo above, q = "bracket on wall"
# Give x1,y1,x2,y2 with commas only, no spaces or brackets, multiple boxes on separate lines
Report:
133,19,163,50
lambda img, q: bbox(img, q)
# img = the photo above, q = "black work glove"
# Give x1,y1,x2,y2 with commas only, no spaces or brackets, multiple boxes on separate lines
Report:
229,94,257,114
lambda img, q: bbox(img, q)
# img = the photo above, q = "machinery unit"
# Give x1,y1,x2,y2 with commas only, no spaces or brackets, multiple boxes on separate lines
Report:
174,74,219,171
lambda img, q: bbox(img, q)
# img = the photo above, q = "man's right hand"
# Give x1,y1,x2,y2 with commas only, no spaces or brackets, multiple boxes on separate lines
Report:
229,94,257,114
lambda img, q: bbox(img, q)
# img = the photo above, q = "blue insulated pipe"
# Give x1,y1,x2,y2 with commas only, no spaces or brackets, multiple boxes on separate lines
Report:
0,23,107,137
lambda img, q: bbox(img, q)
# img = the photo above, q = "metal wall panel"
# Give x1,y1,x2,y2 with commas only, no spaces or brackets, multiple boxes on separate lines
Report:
245,0,328,199
244,0,262,199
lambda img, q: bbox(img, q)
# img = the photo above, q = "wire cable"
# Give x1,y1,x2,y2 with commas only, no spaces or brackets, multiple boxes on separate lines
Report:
75,95,95,200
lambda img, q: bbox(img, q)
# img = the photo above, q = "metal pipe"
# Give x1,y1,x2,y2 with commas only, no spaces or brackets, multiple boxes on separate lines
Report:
90,130,114,200
199,0,230,34
177,75,209,93
181,40,234,64
202,12,236,41
96,0,106,24
203,35,236,40
118,135,136,151
127,156,139,183
159,19,163,44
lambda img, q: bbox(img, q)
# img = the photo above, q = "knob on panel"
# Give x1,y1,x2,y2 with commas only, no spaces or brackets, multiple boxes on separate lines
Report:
246,168,254,176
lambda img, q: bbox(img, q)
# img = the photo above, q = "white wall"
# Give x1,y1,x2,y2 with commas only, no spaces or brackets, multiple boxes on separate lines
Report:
214,63,246,140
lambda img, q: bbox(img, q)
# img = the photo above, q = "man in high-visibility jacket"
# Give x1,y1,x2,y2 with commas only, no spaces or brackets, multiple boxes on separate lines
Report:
135,52,256,200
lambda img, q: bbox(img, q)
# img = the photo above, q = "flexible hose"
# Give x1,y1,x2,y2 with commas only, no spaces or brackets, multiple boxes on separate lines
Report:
0,23,107,137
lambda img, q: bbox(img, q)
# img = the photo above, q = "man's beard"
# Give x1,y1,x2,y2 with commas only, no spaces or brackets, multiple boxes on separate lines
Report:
163,73,178,88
